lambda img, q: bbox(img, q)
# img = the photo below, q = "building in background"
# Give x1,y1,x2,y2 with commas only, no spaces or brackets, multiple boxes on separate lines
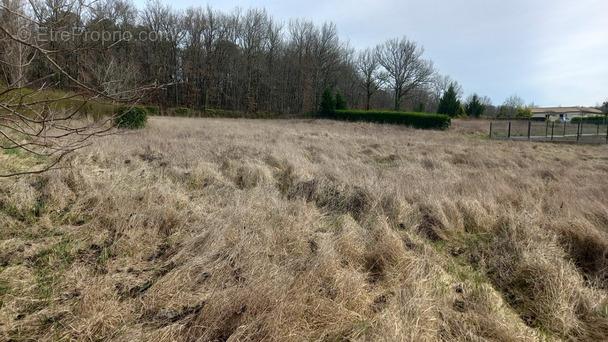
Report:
531,107,603,121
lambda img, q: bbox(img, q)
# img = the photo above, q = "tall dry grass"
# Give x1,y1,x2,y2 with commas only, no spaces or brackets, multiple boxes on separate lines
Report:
0,117,607,341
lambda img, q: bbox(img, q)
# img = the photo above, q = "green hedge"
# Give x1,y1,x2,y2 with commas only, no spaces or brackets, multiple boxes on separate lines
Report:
334,110,451,130
175,107,190,117
571,115,607,123
114,106,148,129
493,116,546,122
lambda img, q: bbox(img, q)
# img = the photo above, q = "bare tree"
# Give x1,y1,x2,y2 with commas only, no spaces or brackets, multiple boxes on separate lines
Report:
432,74,462,103
239,8,270,113
356,47,383,110
375,36,434,111
500,94,525,117
1,0,35,88
0,0,157,177
286,19,317,112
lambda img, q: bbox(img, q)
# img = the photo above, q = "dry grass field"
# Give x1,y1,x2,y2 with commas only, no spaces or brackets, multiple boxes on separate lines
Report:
1,117,607,341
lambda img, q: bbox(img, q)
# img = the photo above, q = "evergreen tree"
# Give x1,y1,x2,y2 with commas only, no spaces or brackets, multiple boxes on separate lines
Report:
437,84,462,117
320,87,335,117
413,102,425,113
335,92,347,110
464,94,486,117
601,101,608,115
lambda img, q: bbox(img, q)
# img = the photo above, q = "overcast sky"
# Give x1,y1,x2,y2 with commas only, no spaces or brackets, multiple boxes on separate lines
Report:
140,0,608,107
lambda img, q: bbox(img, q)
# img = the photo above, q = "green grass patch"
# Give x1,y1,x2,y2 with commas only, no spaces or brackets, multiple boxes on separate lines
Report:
145,105,160,116
334,110,451,130
0,88,117,120
3,148,20,155
31,238,75,300
0,275,11,310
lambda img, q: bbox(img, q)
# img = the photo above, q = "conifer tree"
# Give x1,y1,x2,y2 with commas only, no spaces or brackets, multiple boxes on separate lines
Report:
320,87,335,117
335,92,347,110
465,94,486,117
437,84,462,117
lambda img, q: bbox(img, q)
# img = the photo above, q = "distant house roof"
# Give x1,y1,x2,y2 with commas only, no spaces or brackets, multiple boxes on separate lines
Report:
531,107,603,115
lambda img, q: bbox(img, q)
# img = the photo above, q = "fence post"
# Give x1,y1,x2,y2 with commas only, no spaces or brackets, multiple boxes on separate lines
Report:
551,121,554,141
489,122,493,139
527,121,531,140
545,120,549,137
597,122,600,135
563,121,566,136
508,122,511,139
606,122,608,143
577,121,581,142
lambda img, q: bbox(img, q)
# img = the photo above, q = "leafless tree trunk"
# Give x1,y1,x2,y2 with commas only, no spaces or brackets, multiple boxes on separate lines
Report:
357,47,384,110
375,36,435,111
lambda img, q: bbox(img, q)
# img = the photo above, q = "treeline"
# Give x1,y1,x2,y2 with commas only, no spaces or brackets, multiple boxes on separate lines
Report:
2,0,479,115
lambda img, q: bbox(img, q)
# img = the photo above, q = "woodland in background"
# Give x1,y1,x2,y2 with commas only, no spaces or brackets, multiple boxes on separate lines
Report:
3,0,605,118
0,0,483,115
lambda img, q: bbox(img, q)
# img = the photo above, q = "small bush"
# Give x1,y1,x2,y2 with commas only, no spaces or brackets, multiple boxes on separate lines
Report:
114,106,148,129
334,110,451,130
146,106,159,116
175,107,190,117
515,106,533,118
205,109,217,117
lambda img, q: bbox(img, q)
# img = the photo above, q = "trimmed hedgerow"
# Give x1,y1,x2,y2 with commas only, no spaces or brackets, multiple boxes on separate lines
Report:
571,115,607,123
334,110,451,130
493,116,546,122
114,106,148,129
175,107,190,117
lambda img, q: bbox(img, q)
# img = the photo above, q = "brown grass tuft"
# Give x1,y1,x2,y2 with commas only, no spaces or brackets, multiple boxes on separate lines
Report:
1,117,607,341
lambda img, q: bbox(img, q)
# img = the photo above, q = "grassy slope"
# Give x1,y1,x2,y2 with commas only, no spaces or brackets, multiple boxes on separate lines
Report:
1,117,607,341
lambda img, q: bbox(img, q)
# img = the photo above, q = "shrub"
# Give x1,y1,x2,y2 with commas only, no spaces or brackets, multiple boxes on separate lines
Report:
335,92,347,110
465,94,486,118
437,84,462,117
571,115,606,123
205,109,217,117
175,107,190,117
114,106,148,129
515,106,533,118
320,87,335,117
458,105,467,118
145,106,159,116
334,110,451,130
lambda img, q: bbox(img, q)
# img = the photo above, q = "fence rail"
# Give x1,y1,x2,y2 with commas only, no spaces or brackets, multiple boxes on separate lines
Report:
489,121,608,143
